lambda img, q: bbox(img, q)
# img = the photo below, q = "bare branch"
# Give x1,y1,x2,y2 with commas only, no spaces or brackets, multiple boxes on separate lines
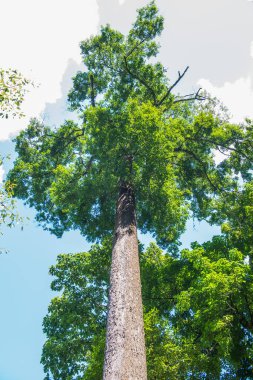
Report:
173,88,206,104
158,66,189,106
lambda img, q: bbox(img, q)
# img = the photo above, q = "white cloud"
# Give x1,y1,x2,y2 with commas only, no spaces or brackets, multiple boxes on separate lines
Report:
0,0,99,140
198,76,253,123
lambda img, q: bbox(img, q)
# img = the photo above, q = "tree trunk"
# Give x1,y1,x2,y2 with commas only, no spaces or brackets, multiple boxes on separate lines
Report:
103,183,147,380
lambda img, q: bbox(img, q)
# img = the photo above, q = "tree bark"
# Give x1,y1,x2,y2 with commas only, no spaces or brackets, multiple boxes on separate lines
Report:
103,183,147,380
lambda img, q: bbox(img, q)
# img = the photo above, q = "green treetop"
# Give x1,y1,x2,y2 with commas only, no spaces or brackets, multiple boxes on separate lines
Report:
7,2,247,251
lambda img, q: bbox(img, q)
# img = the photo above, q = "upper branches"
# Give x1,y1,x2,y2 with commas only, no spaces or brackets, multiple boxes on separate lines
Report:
158,66,189,106
123,56,158,105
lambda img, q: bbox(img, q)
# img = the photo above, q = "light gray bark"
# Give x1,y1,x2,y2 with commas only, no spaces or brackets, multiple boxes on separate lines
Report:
103,183,147,380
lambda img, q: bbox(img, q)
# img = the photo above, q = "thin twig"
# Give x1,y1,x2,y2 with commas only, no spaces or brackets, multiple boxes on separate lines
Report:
173,88,206,104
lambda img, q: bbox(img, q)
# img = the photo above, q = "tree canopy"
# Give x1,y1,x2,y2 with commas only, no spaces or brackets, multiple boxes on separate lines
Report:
7,2,251,252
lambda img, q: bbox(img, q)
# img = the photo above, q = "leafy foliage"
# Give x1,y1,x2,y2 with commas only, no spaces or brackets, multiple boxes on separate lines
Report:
0,68,29,118
0,69,29,239
41,238,111,380
0,168,22,238
7,2,250,252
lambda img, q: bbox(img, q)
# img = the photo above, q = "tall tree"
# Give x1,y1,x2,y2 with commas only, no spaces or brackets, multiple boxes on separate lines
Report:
7,2,250,377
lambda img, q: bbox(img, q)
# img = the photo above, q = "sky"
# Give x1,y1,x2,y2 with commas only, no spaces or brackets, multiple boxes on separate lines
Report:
0,1,253,379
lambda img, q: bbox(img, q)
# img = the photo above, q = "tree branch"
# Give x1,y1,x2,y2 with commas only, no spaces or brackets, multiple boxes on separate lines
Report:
83,156,94,176
125,38,146,58
244,293,253,330
158,66,189,106
176,147,220,191
173,88,206,104
123,56,158,105
89,74,96,107
189,137,251,161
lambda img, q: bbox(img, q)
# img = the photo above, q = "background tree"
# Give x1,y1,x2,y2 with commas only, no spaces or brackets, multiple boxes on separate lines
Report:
0,69,29,241
0,68,29,119
7,2,253,377
0,168,22,234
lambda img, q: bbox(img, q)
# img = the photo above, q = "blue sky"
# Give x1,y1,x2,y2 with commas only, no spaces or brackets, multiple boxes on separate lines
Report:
0,1,253,379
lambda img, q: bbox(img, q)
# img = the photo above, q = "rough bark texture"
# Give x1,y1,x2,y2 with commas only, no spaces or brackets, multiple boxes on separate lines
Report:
103,183,147,380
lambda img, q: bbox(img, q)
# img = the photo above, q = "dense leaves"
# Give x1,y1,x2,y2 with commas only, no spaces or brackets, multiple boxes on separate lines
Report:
7,2,251,251
42,239,110,380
